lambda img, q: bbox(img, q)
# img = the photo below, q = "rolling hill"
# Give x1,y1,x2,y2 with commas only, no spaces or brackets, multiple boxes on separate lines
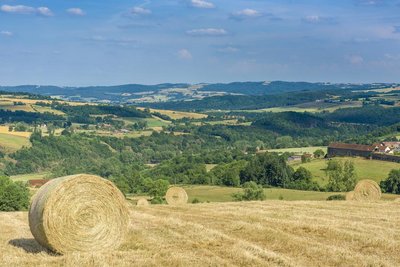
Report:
1,82,397,105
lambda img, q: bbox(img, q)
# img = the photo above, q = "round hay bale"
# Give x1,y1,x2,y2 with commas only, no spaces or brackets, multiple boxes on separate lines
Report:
352,179,381,201
136,198,149,206
346,191,355,201
165,187,188,205
29,174,129,254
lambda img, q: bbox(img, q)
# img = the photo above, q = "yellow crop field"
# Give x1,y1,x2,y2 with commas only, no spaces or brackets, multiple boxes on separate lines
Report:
0,126,31,137
0,96,90,107
137,107,208,119
0,200,399,266
0,133,31,152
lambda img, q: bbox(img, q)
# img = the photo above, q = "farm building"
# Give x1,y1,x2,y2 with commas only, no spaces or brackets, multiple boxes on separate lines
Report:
287,155,302,162
382,142,400,149
327,143,376,158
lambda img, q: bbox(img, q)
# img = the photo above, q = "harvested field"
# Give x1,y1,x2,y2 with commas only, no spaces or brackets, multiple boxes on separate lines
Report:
0,126,31,138
137,107,207,119
1,201,399,266
0,133,31,153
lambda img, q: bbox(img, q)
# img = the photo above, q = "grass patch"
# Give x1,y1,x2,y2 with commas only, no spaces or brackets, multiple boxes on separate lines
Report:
138,107,207,119
184,185,398,203
293,157,400,186
184,185,334,202
10,172,50,182
31,105,65,115
122,117,171,128
267,146,327,155
0,133,31,153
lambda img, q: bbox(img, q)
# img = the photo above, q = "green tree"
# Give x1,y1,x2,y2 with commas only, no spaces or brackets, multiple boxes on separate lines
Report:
233,181,266,201
380,169,400,194
301,154,311,163
293,167,312,182
240,153,293,187
142,178,170,198
313,149,325,158
289,167,320,191
209,160,246,187
0,176,30,211
326,160,357,192
14,123,28,132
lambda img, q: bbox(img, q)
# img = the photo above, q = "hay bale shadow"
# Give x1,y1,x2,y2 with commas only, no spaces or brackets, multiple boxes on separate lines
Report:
9,238,56,255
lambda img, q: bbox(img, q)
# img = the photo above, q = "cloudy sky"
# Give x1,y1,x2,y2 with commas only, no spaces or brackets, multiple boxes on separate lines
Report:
0,0,400,86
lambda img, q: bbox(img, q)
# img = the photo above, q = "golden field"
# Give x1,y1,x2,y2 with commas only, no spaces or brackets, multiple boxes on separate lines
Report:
137,107,207,119
1,200,399,266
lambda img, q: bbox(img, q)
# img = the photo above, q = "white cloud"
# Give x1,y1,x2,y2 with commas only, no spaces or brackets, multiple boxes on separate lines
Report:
1,5,36,14
87,36,137,46
349,55,364,64
302,15,335,24
231,9,262,20
37,7,53,17
178,49,193,60
303,15,321,23
384,53,400,60
67,8,85,16
355,0,386,6
190,0,215,9
0,30,13,37
187,28,227,36
1,5,53,16
130,7,152,15
218,46,239,53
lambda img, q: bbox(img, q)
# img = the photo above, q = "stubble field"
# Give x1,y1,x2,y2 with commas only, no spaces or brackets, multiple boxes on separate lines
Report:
0,200,399,266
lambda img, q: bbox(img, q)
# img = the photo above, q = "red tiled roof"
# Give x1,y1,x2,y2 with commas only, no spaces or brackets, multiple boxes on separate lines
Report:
382,142,400,147
328,143,375,152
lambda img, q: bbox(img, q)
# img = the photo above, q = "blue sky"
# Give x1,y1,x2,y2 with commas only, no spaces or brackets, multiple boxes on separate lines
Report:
0,0,400,86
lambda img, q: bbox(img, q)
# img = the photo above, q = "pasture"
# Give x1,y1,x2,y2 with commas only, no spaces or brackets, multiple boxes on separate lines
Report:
1,200,399,266
137,107,207,119
294,157,400,186
10,172,50,182
184,185,398,202
267,146,327,155
0,133,31,153
121,117,171,129
243,101,363,113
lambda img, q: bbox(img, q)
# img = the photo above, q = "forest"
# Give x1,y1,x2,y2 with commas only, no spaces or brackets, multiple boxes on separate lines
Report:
1,89,400,209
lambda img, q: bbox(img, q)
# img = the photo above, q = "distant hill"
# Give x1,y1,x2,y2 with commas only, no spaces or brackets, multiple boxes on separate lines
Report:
199,81,389,95
0,82,397,104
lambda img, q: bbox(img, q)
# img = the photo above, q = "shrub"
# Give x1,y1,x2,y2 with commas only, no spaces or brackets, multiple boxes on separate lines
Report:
192,198,201,204
380,169,400,194
233,181,266,201
326,160,357,192
313,149,325,158
0,176,30,211
143,179,170,198
326,194,346,201
287,167,321,191
151,196,164,204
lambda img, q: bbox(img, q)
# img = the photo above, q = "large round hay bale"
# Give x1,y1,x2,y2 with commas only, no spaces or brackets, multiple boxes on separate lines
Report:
346,191,355,201
136,198,149,206
165,187,188,205
29,174,129,254
352,179,381,201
